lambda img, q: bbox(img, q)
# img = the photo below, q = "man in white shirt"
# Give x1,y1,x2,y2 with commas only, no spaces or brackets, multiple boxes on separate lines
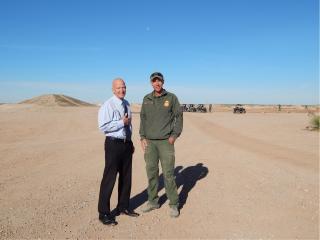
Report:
97,78,139,226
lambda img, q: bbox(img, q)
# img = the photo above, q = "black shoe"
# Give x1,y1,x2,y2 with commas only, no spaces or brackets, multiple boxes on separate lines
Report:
99,213,118,225
116,209,140,217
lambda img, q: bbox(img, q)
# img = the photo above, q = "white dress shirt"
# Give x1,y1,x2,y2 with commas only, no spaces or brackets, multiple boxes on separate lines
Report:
98,95,132,139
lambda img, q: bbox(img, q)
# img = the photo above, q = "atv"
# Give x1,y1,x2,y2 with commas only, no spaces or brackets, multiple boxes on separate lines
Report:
233,104,246,114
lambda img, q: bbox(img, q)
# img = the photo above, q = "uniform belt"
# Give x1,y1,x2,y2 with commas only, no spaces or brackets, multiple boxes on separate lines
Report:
106,136,132,143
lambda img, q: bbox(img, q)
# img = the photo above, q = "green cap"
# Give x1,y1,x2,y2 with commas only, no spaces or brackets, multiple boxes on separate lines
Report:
150,72,164,82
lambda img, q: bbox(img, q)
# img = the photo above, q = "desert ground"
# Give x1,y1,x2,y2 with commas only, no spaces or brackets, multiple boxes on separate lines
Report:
0,101,319,239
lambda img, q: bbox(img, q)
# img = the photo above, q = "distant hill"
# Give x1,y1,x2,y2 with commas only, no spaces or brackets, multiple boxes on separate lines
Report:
19,94,96,107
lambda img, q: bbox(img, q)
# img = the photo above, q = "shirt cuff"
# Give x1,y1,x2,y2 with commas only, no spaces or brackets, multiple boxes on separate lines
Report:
170,135,177,139
140,136,146,140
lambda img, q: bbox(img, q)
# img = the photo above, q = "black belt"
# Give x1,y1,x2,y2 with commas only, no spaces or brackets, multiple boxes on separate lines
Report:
106,136,132,143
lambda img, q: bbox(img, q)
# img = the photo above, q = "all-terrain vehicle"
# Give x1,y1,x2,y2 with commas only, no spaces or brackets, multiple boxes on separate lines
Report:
187,104,197,112
196,104,207,113
233,104,246,114
181,104,188,112
181,104,208,113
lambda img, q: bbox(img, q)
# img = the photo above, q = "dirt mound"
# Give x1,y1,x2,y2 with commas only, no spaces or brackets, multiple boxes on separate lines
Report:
19,94,96,107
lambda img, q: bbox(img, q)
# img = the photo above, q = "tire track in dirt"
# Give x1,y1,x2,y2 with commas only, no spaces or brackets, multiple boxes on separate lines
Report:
187,114,318,170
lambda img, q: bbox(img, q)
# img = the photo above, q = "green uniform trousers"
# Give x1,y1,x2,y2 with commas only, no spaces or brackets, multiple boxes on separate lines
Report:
144,139,179,207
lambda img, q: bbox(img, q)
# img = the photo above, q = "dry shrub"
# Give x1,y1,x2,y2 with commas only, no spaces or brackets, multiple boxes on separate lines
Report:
310,115,320,130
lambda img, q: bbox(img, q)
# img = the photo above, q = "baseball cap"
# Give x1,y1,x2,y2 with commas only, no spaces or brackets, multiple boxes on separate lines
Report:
150,72,164,82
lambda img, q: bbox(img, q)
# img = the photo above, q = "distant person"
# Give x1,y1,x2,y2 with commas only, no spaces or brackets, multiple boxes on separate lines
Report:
139,72,183,217
97,78,139,226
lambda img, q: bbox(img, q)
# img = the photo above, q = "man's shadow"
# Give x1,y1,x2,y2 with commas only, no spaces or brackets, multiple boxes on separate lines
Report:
127,163,208,211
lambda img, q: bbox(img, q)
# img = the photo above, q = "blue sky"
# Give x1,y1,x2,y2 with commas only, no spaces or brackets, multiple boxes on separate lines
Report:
0,0,318,104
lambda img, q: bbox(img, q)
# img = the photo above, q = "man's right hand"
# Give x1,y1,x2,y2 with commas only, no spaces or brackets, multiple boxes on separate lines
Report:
140,139,148,152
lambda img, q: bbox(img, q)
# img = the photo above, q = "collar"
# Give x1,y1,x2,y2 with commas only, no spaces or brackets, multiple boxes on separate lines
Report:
146,89,168,100
112,95,126,106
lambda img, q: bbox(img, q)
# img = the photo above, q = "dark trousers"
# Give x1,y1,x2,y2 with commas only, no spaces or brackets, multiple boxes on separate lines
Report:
98,137,133,214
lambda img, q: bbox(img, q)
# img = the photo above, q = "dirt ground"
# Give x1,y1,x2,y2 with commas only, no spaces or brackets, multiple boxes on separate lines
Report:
0,104,319,239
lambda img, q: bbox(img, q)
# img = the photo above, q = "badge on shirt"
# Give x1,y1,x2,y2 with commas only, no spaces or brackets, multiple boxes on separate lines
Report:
164,100,170,107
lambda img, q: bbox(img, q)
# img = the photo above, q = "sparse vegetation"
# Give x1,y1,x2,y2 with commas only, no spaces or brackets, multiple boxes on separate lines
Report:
278,104,281,111
309,115,320,130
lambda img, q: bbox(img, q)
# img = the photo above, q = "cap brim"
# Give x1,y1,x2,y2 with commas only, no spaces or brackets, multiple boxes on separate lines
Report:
150,76,164,81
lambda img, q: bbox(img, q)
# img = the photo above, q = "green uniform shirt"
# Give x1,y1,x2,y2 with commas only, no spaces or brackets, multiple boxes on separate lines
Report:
139,89,183,140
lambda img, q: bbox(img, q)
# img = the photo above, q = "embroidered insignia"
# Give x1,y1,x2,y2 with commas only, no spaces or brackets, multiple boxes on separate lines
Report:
164,100,169,107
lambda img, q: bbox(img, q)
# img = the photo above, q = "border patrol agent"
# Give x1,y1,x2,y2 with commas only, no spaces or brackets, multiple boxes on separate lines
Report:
139,72,183,217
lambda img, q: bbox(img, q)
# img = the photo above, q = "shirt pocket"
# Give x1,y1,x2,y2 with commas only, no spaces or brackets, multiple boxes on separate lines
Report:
143,102,155,119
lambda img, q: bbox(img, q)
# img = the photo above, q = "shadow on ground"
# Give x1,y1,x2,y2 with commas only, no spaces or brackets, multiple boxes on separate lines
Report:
126,163,209,212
